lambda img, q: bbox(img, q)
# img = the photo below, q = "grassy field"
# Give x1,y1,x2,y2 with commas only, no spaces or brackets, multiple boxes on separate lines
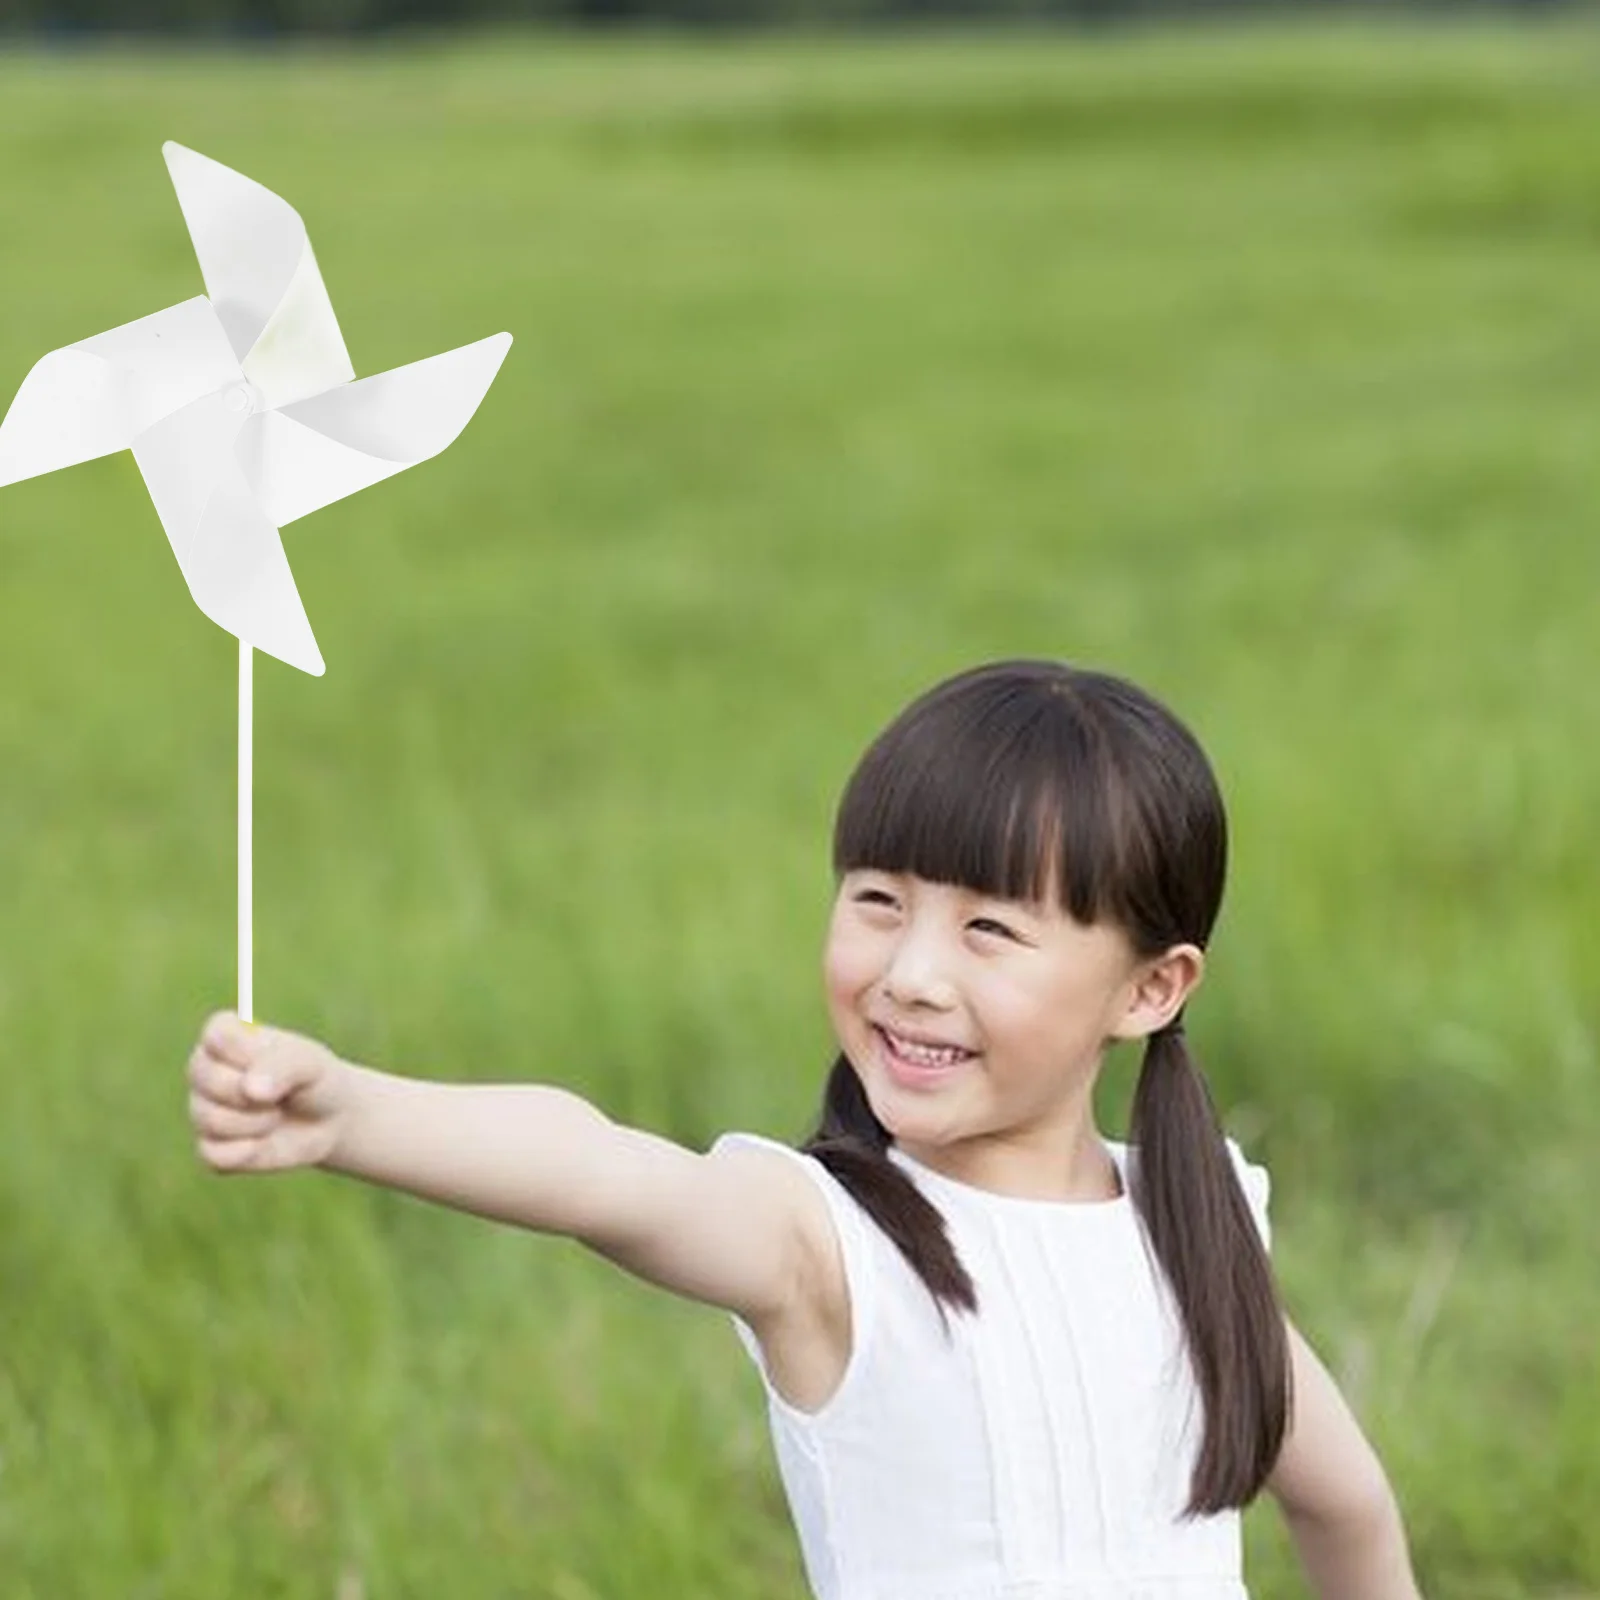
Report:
1,22,1598,1597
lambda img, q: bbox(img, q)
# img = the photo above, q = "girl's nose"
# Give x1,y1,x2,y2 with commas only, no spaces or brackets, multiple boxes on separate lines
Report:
881,927,958,1011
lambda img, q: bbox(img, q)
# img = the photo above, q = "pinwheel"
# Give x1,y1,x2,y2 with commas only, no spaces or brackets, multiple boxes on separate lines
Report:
0,141,512,1019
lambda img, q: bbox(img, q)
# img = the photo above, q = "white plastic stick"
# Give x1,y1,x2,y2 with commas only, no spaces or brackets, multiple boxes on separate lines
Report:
238,638,253,1024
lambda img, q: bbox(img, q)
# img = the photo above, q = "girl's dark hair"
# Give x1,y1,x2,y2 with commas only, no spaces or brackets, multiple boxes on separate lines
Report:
799,659,1289,1517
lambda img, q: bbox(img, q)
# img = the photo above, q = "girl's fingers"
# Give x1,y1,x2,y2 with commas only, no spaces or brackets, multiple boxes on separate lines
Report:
197,1135,262,1173
189,1092,279,1140
188,1050,253,1110
189,1016,336,1176
200,1011,254,1067
197,1130,310,1175
246,1035,326,1105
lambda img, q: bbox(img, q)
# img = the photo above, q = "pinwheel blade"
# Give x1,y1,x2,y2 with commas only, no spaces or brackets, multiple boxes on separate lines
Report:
133,389,324,675
184,475,324,677
163,142,354,411
248,332,513,526
0,298,239,488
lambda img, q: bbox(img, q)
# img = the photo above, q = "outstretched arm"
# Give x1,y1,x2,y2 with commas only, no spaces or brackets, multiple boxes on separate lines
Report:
187,1012,823,1328
1267,1320,1424,1600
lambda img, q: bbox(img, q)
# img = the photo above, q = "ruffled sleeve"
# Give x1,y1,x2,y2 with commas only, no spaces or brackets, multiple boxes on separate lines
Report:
1223,1135,1272,1253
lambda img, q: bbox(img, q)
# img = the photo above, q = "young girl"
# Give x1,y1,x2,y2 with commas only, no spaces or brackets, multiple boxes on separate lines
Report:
187,659,1423,1600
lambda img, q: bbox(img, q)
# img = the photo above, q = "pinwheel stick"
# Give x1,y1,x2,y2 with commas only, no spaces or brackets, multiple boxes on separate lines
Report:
239,640,253,1024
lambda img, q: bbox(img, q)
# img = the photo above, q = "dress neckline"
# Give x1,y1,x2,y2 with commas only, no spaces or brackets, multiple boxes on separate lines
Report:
887,1139,1134,1215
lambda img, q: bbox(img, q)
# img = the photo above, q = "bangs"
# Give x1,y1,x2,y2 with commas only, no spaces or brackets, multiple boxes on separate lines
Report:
832,675,1130,926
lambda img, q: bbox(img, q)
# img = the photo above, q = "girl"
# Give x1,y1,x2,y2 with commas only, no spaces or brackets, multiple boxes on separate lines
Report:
187,659,1423,1600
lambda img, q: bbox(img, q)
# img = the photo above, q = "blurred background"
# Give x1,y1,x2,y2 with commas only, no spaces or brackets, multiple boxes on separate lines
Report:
1,10,1598,1600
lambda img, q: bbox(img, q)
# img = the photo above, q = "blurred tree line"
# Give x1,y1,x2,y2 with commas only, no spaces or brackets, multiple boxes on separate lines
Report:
0,0,1565,33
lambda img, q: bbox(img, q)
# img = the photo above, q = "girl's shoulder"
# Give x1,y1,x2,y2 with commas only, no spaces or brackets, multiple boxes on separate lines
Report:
708,1130,851,1236
708,1130,841,1209
708,1131,869,1293
709,1131,867,1414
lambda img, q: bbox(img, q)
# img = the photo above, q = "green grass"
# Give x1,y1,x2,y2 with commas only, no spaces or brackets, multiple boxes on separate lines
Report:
2,22,1599,1597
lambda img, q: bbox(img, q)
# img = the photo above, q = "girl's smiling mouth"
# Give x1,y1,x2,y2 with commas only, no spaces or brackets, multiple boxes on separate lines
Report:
874,1024,979,1087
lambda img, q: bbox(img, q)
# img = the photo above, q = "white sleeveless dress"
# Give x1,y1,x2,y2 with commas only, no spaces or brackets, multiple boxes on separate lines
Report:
711,1130,1273,1600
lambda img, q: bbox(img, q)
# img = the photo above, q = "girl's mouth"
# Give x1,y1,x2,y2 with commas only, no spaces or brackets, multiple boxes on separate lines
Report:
874,1025,978,1089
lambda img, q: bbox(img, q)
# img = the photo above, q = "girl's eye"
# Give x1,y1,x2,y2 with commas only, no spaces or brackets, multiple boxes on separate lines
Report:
853,889,898,907
969,917,1018,941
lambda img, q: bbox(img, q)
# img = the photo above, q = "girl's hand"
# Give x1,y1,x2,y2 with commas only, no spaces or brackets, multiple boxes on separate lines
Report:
187,1011,351,1174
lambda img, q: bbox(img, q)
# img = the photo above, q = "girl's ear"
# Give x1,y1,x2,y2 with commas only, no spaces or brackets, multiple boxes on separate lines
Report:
1109,943,1205,1042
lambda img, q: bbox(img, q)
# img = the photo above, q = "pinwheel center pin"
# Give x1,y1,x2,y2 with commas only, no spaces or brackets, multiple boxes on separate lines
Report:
224,382,259,414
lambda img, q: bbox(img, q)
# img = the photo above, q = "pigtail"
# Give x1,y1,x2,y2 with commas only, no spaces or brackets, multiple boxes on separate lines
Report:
800,1054,977,1330
1128,1021,1291,1517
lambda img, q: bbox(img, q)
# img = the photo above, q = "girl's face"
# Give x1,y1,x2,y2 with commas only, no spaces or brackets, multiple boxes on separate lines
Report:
823,868,1199,1188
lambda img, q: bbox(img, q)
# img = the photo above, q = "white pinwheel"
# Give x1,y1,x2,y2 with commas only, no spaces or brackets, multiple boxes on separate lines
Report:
0,142,512,1015
0,141,511,674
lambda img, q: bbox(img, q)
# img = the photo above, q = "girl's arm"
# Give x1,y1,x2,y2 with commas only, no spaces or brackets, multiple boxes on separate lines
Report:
1267,1320,1425,1600
187,1012,828,1330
